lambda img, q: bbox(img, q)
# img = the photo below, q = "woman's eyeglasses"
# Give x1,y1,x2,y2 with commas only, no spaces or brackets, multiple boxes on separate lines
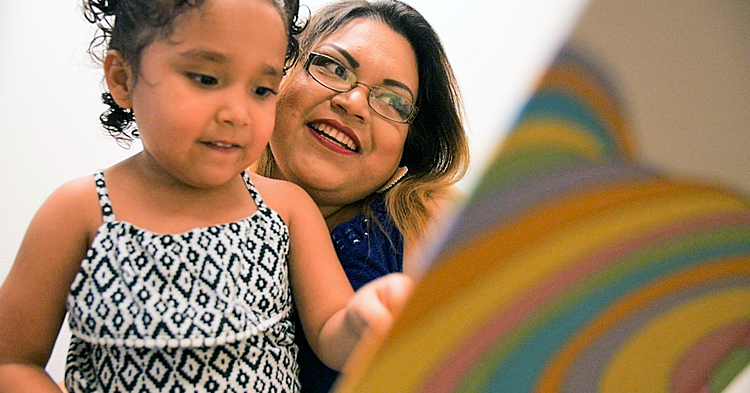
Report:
304,52,418,124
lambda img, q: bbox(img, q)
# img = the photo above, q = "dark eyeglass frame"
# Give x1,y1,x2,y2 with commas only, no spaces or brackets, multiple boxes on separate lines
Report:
304,52,418,124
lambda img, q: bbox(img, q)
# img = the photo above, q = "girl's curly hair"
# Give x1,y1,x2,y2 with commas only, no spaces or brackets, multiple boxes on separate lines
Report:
83,0,305,145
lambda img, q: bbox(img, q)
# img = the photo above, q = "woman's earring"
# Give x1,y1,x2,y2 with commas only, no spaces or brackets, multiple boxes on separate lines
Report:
377,166,409,193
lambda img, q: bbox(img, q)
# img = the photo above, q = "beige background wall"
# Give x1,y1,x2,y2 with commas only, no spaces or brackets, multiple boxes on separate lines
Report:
570,0,749,193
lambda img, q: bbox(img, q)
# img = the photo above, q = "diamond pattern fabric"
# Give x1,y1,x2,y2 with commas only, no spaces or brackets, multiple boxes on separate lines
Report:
65,171,298,392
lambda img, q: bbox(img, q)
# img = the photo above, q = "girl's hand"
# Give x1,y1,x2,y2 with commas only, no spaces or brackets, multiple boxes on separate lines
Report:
344,273,415,342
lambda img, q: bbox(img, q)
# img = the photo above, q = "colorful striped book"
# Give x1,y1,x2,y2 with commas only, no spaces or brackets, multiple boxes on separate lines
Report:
333,1,750,392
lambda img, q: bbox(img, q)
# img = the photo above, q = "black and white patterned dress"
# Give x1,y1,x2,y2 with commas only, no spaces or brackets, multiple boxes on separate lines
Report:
65,171,299,392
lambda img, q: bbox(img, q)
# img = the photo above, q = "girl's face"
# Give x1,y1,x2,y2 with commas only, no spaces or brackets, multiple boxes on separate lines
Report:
269,18,419,214
113,0,287,189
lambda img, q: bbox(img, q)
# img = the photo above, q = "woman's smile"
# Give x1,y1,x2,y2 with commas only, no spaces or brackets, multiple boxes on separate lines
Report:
307,120,360,153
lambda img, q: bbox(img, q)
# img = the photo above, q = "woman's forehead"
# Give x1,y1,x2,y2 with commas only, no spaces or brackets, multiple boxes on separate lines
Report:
313,18,419,92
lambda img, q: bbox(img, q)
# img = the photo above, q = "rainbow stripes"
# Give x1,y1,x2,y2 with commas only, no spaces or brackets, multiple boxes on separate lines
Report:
333,48,750,392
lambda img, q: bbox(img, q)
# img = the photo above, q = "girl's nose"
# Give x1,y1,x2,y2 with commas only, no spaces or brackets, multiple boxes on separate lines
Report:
216,90,251,126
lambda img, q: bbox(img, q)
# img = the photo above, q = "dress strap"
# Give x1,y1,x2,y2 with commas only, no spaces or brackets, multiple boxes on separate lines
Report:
93,171,116,223
241,171,270,213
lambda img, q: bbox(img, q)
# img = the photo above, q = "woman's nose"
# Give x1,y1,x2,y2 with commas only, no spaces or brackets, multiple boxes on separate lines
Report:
330,84,370,121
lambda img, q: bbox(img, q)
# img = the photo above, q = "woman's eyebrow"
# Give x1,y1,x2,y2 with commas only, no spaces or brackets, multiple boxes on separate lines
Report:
383,79,415,99
320,43,359,69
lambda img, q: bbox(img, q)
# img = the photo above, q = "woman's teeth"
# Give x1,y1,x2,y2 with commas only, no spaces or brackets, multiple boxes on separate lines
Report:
311,123,357,151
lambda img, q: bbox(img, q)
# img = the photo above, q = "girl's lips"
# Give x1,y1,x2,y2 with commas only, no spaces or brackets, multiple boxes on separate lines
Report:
208,141,237,148
307,120,360,153
202,141,240,152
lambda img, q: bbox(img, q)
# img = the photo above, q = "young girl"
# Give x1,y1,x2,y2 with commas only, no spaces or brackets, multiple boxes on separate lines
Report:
0,0,412,391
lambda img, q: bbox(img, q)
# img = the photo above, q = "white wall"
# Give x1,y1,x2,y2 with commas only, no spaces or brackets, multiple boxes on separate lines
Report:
3,0,748,384
0,2,136,382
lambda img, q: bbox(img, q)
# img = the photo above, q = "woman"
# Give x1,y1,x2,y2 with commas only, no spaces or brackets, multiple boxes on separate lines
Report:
255,0,470,391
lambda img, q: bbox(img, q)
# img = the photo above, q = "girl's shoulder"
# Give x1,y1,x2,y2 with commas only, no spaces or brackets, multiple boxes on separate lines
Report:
247,172,310,200
46,174,101,218
248,173,318,221
40,174,103,235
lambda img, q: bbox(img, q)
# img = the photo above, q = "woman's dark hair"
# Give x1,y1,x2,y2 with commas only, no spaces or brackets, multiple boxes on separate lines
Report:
83,0,304,144
258,0,470,245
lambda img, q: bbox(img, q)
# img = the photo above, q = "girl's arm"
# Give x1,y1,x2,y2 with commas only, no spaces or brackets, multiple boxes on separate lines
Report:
255,175,414,371
0,177,98,391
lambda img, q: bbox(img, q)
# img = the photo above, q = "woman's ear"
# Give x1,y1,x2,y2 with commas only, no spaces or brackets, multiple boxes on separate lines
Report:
103,50,134,109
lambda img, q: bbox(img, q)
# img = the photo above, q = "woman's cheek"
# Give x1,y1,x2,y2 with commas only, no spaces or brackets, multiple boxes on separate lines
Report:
276,79,313,128
273,95,301,139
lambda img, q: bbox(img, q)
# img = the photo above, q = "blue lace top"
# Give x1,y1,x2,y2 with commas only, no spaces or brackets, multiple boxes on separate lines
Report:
294,198,404,392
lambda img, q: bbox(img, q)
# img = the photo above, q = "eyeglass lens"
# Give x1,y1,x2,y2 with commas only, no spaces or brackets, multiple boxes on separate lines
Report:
306,53,416,123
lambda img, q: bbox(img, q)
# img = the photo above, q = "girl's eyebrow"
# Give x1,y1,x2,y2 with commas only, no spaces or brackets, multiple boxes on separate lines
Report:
179,48,282,77
180,48,229,64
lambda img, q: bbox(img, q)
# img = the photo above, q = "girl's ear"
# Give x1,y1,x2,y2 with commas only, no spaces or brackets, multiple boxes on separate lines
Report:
104,50,135,109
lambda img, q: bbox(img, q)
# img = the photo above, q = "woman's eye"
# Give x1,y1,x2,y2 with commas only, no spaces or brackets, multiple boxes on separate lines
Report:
320,59,349,80
383,92,406,108
188,73,218,86
376,91,412,116
331,64,348,79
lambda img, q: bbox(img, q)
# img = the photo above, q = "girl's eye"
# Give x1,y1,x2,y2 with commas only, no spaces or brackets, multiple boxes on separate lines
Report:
252,86,277,98
188,73,218,86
